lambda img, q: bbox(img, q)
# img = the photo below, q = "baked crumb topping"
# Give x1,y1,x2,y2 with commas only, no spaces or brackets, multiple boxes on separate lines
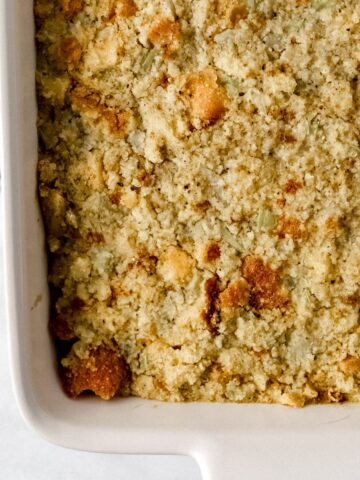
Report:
36,0,360,404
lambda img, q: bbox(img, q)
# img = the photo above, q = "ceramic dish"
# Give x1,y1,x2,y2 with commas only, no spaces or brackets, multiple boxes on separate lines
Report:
2,1,360,479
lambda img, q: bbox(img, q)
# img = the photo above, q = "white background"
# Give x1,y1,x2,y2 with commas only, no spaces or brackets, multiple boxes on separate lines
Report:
0,207,202,479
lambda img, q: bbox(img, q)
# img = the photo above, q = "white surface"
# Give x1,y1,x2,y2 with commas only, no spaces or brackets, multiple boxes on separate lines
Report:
0,206,201,480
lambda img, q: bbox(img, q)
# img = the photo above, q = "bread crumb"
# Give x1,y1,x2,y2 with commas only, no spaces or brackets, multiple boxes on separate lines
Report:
158,246,194,283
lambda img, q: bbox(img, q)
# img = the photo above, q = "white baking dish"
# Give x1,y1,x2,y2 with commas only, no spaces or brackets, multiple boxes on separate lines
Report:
2,1,360,479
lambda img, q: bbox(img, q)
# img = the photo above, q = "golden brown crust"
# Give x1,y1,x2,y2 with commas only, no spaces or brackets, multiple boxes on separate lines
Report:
339,356,360,375
226,4,248,26
36,0,360,405
118,0,138,17
58,37,83,64
62,347,129,400
70,85,101,110
59,0,84,19
242,257,288,310
186,71,227,125
283,180,302,195
277,216,303,240
148,17,181,56
158,246,194,283
219,278,250,309
319,389,345,404
70,84,132,137
280,392,306,408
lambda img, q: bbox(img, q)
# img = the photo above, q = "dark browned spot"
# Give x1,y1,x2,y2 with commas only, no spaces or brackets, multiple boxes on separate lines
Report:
283,179,302,194
267,107,295,122
106,5,117,21
101,110,131,136
342,294,358,305
319,389,345,404
49,314,75,341
87,231,105,243
203,242,221,262
137,170,153,187
131,248,158,274
118,0,138,17
158,74,169,88
60,0,84,19
70,297,86,311
202,276,220,334
227,4,248,25
58,37,82,64
194,200,211,212
277,197,286,208
277,216,303,240
242,256,288,310
109,191,122,205
279,130,296,144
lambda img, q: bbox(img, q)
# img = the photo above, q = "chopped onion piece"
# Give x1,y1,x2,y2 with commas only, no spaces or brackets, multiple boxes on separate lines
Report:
257,208,275,230
222,227,242,252
141,48,157,72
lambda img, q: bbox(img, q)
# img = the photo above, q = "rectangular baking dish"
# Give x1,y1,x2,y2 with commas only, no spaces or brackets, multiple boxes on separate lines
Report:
2,1,360,479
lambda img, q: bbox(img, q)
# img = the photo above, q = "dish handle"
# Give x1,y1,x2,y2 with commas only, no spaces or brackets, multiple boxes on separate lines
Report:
194,428,360,480
195,442,248,480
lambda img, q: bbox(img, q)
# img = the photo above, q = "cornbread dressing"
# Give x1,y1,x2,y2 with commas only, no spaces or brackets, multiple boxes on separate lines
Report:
36,0,360,406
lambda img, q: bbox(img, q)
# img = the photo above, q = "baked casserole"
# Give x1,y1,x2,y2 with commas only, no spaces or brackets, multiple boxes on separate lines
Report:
35,0,360,406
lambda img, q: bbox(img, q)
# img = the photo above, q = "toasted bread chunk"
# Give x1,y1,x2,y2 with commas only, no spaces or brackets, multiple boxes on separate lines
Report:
148,17,181,56
340,356,360,375
158,246,194,283
186,71,227,125
277,217,303,240
60,0,84,19
118,0,137,17
62,347,128,400
220,278,250,309
58,37,82,64
243,257,288,310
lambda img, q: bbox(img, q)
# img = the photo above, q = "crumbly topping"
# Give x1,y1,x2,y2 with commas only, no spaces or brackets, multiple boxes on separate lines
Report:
36,0,360,404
